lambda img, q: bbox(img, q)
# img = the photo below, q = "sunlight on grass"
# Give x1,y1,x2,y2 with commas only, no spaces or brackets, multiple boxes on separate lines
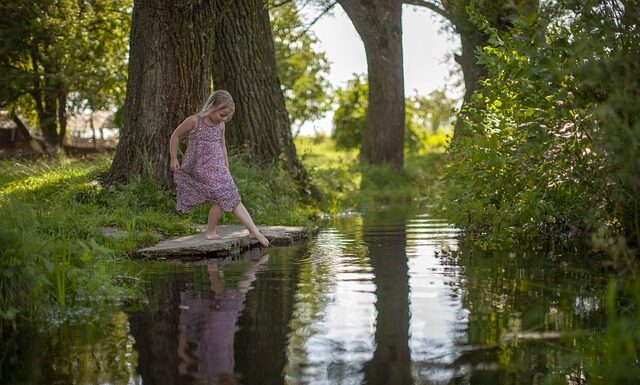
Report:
295,135,447,212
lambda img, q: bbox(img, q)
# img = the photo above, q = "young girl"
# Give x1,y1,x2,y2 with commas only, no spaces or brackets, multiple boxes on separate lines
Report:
170,90,270,247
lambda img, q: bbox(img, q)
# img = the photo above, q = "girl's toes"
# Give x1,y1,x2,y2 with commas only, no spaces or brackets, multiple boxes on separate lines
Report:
250,232,270,247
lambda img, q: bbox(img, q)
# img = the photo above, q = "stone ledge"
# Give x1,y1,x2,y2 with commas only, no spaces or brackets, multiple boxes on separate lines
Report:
134,225,314,260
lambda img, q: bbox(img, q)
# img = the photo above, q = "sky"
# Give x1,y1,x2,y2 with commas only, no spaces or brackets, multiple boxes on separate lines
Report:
299,4,463,136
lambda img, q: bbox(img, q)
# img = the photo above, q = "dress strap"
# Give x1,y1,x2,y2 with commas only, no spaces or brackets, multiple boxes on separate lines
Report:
191,114,203,134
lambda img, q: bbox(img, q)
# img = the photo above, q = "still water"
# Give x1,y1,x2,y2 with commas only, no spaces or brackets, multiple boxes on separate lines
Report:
4,206,607,384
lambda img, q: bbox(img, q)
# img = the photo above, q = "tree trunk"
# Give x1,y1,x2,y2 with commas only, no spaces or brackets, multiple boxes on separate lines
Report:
90,110,96,149
338,0,405,170
56,85,66,146
212,0,322,200
106,0,217,188
40,81,59,148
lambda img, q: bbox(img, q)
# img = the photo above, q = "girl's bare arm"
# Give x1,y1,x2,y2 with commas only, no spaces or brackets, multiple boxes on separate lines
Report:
169,115,197,171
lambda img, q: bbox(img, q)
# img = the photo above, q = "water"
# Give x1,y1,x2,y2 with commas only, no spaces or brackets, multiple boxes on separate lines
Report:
3,206,608,384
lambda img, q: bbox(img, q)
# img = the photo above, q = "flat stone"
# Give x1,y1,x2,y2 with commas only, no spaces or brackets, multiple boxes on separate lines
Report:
134,225,313,260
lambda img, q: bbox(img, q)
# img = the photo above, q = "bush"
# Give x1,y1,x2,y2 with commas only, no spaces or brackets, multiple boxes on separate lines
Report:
441,1,639,256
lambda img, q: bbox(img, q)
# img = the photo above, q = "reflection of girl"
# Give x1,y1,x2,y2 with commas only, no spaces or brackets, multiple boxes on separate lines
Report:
177,254,269,384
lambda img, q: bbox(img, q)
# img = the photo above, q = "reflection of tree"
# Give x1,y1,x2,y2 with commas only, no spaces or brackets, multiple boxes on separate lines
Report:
234,245,309,384
362,209,412,385
3,312,138,385
129,253,269,385
129,270,185,385
450,245,607,383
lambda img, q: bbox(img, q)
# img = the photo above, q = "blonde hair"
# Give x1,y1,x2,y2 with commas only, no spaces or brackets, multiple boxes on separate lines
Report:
200,89,235,119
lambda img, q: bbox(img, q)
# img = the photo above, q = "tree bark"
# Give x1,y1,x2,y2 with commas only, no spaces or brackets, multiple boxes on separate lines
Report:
338,0,405,170
212,0,322,200
56,84,66,146
106,0,216,188
338,0,406,170
40,76,59,148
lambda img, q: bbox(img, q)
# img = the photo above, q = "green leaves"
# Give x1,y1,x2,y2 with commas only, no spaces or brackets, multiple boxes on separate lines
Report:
270,3,332,128
441,2,627,249
0,0,131,132
331,74,456,153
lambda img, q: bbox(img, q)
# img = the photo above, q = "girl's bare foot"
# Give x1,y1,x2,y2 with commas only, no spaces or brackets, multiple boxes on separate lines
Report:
249,231,270,247
206,231,222,240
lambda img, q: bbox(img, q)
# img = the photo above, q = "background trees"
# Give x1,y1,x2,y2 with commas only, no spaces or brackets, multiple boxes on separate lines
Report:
332,75,456,153
0,0,130,149
270,2,332,132
337,0,406,170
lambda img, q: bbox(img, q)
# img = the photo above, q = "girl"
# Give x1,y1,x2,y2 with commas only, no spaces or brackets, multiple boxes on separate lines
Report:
170,90,270,247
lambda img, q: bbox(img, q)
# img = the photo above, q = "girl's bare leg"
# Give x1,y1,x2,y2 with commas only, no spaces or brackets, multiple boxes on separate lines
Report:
206,204,224,240
232,202,270,247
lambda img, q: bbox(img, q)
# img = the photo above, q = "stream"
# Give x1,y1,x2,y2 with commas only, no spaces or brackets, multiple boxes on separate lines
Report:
3,204,607,384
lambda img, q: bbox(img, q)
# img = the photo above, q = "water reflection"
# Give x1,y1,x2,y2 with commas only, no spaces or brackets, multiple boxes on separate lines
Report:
129,252,271,385
2,206,613,385
362,210,412,385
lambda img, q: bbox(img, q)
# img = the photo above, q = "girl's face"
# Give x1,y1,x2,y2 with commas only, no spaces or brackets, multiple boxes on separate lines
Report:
207,106,233,123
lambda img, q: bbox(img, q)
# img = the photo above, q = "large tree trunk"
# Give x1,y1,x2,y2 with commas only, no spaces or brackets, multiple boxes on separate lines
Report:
31,52,66,150
106,0,216,188
212,0,322,200
339,0,406,170
39,77,60,148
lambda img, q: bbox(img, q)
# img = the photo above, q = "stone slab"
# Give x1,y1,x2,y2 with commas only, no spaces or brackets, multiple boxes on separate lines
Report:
134,225,313,260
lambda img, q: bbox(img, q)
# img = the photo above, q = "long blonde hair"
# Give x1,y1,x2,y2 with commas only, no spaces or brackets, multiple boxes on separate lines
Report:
200,90,235,119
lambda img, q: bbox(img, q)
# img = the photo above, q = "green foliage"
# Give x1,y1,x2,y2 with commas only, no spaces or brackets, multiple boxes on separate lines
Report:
332,75,368,150
270,2,332,128
332,74,456,153
441,1,640,255
0,0,130,133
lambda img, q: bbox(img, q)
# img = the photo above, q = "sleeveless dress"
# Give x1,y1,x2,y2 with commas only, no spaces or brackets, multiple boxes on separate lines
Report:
174,115,241,213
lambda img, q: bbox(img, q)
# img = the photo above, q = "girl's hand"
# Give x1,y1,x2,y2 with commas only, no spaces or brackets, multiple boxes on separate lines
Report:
171,158,180,172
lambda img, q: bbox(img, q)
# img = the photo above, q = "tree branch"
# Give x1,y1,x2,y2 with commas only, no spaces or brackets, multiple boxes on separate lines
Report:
304,1,338,30
403,0,449,20
269,0,295,9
